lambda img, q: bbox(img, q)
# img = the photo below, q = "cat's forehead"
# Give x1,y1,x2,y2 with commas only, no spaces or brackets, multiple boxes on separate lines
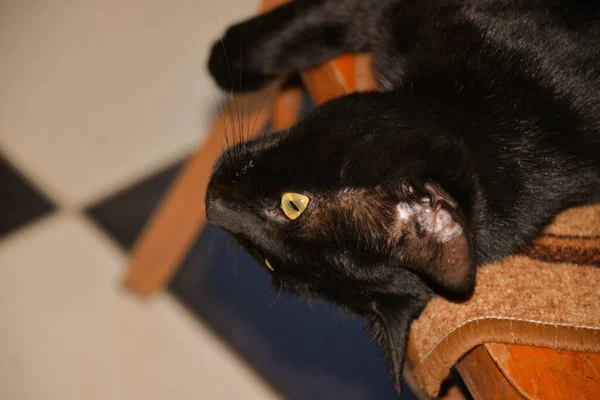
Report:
214,97,410,191
214,134,348,191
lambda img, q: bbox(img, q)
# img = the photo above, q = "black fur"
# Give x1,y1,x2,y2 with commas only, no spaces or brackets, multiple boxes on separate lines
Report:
206,0,600,394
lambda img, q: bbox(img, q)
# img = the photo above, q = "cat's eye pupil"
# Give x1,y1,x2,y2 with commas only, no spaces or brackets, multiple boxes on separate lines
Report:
289,201,300,212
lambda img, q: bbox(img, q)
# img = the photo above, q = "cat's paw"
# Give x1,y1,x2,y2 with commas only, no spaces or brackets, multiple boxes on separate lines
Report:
208,25,276,92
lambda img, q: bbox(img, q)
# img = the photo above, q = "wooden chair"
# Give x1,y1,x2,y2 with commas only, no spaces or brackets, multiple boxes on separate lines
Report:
122,0,600,398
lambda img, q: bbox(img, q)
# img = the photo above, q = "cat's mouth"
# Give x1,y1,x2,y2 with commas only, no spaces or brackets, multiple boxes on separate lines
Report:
206,195,275,272
227,231,274,272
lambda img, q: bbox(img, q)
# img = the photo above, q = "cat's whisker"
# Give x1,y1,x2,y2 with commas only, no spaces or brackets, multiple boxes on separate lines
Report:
270,281,284,307
202,69,231,156
228,81,238,147
212,44,237,160
228,98,244,160
217,18,235,95
368,334,376,344
252,83,276,140
216,26,241,151
235,94,242,147
232,96,242,151
306,298,314,312
233,100,243,150
218,99,232,158
227,239,240,273
212,19,227,148
224,96,234,148
237,95,247,151
244,90,250,143
236,28,243,145
206,230,219,259
221,235,241,276
243,94,251,146
240,96,247,146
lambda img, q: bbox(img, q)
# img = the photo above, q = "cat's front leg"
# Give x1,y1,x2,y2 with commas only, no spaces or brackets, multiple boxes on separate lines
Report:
208,0,395,92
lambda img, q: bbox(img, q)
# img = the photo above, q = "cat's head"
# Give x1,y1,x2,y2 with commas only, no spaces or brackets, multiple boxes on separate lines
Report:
206,92,474,392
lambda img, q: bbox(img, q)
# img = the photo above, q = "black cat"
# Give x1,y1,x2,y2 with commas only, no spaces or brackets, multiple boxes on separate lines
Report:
205,0,600,394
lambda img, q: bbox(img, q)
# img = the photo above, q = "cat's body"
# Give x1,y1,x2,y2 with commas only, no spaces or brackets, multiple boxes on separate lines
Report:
206,0,600,393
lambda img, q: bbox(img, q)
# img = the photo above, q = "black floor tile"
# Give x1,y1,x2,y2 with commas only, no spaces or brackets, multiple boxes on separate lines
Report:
86,161,184,250
0,154,55,239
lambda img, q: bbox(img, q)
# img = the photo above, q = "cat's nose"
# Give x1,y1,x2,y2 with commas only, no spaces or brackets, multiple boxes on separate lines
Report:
205,180,224,212
205,196,220,225
205,192,221,223
205,197,240,234
206,194,233,228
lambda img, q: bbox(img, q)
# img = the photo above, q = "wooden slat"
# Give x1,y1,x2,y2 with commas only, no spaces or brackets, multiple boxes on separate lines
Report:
300,53,376,104
487,343,600,399
272,82,305,130
457,345,524,399
458,343,600,399
301,56,355,103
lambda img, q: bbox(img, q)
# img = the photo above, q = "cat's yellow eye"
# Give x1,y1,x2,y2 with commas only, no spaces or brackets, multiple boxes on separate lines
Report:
281,192,310,220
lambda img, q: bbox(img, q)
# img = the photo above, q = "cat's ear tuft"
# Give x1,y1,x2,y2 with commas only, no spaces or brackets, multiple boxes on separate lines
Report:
391,183,474,294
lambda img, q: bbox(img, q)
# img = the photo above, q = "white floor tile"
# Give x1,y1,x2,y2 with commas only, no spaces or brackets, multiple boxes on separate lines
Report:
0,213,278,400
0,0,256,207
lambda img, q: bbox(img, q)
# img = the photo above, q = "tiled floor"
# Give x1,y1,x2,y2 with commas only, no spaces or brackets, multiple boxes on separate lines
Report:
0,1,416,399
0,0,254,207
0,212,276,400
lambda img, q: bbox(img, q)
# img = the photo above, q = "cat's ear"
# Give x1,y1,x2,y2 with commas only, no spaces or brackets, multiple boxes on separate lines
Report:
361,296,428,394
392,182,474,294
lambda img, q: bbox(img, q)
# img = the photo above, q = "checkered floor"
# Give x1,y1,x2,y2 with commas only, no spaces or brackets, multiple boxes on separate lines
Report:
0,1,416,399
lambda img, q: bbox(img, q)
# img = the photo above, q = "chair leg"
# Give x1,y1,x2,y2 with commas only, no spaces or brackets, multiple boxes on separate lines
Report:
122,85,280,296
300,54,355,104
